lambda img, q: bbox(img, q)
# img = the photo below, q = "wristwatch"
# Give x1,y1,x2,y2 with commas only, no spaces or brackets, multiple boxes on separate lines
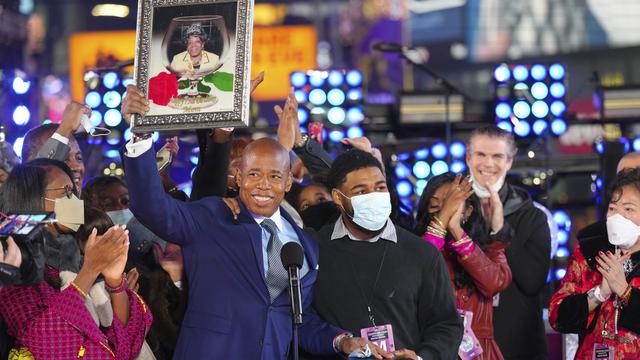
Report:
294,134,309,149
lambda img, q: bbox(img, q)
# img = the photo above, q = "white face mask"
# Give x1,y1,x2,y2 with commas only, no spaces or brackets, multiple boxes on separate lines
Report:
106,208,134,225
45,194,85,231
606,213,640,249
470,173,505,198
341,191,392,231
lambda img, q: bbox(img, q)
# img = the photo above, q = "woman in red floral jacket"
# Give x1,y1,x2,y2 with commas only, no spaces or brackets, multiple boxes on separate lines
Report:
0,161,152,359
550,168,640,359
415,173,512,360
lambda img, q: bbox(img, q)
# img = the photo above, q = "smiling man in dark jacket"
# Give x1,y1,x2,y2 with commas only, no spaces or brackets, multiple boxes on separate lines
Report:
465,126,551,360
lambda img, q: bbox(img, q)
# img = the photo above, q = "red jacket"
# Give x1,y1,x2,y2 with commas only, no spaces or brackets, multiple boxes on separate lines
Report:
443,241,512,360
0,275,152,359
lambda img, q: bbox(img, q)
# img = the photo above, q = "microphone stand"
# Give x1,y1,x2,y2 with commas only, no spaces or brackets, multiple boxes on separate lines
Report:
288,266,303,360
397,50,472,162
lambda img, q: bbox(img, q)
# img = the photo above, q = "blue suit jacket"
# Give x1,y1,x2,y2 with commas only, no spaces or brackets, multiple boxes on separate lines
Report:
124,149,342,359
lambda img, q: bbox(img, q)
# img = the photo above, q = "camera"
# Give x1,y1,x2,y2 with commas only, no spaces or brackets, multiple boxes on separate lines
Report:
0,213,52,286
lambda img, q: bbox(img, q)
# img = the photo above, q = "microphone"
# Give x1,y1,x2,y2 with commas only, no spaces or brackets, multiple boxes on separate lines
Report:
281,242,304,325
372,42,409,53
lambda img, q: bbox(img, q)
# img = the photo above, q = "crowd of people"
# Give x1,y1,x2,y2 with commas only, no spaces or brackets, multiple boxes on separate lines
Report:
0,76,638,360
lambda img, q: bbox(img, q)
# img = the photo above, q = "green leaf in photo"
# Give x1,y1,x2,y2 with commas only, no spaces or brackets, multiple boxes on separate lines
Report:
205,72,234,92
197,81,212,94
178,79,190,90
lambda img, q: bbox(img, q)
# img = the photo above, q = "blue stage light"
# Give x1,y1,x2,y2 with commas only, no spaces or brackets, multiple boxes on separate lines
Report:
497,120,513,133
619,137,630,152
103,90,122,109
294,90,307,104
450,142,466,158
396,181,413,197
298,109,308,125
124,128,132,141
308,89,327,105
105,149,120,158
495,102,511,119
327,107,346,125
310,107,325,115
309,71,326,87
395,163,410,179
556,247,570,257
450,160,466,174
551,119,567,135
555,268,567,280
85,91,102,109
531,64,547,80
513,120,531,137
190,167,197,179
190,155,199,165
414,148,429,160
152,131,160,143
327,89,346,106
12,77,31,94
550,101,566,116
90,111,102,127
596,141,604,154
549,63,566,80
102,72,120,89
329,130,345,142
328,70,344,87
531,101,549,118
493,64,510,82
550,83,566,98
12,137,24,156
346,107,365,123
512,65,529,81
596,177,603,189
413,161,430,178
513,101,531,119
431,160,449,176
347,126,363,139
346,70,363,87
553,210,569,226
347,89,363,101
531,82,549,100
557,231,569,246
12,106,30,125
104,109,122,127
431,143,447,159
290,71,307,87
532,119,548,135
634,137,640,152
397,153,410,161
122,78,134,88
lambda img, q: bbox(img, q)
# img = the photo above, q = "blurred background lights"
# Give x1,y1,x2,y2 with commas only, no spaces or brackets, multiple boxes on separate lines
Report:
102,71,120,89
85,91,102,108
512,65,529,81
530,64,547,80
549,63,566,80
12,77,31,94
431,142,448,159
493,64,510,82
345,70,363,87
12,106,30,125
412,161,430,178
290,71,307,87
431,160,449,176
103,109,122,127
495,102,511,118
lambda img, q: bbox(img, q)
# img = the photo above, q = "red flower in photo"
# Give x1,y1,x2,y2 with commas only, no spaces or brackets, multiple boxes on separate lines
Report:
148,72,178,106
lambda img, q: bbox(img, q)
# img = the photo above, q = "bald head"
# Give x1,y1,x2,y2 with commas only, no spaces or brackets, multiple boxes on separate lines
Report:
236,137,293,216
617,152,640,173
240,137,291,170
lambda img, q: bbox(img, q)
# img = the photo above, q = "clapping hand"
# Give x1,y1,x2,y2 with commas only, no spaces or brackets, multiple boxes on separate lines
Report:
440,175,473,230
596,249,630,297
275,88,301,151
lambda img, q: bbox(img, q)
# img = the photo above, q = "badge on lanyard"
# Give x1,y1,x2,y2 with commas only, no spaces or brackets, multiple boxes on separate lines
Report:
360,324,395,353
592,343,614,360
457,309,483,360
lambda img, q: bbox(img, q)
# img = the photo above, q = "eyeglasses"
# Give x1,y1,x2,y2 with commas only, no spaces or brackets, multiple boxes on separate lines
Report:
46,185,75,199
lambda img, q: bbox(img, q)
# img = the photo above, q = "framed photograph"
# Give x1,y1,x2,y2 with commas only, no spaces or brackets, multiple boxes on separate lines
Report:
132,0,253,132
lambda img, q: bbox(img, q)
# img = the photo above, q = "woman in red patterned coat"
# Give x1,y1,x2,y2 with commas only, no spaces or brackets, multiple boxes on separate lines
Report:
550,168,640,359
0,161,152,359
415,173,512,360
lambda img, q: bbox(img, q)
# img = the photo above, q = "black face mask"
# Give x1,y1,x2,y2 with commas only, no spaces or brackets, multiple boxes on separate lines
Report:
300,201,340,231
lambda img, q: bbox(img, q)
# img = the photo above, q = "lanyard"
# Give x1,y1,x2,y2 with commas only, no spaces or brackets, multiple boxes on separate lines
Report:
348,241,389,327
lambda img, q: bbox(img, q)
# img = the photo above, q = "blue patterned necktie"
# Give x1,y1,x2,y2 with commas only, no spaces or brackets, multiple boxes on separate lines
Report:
261,218,289,302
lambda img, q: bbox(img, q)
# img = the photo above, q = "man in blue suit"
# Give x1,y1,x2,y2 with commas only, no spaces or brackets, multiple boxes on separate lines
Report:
122,115,390,359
